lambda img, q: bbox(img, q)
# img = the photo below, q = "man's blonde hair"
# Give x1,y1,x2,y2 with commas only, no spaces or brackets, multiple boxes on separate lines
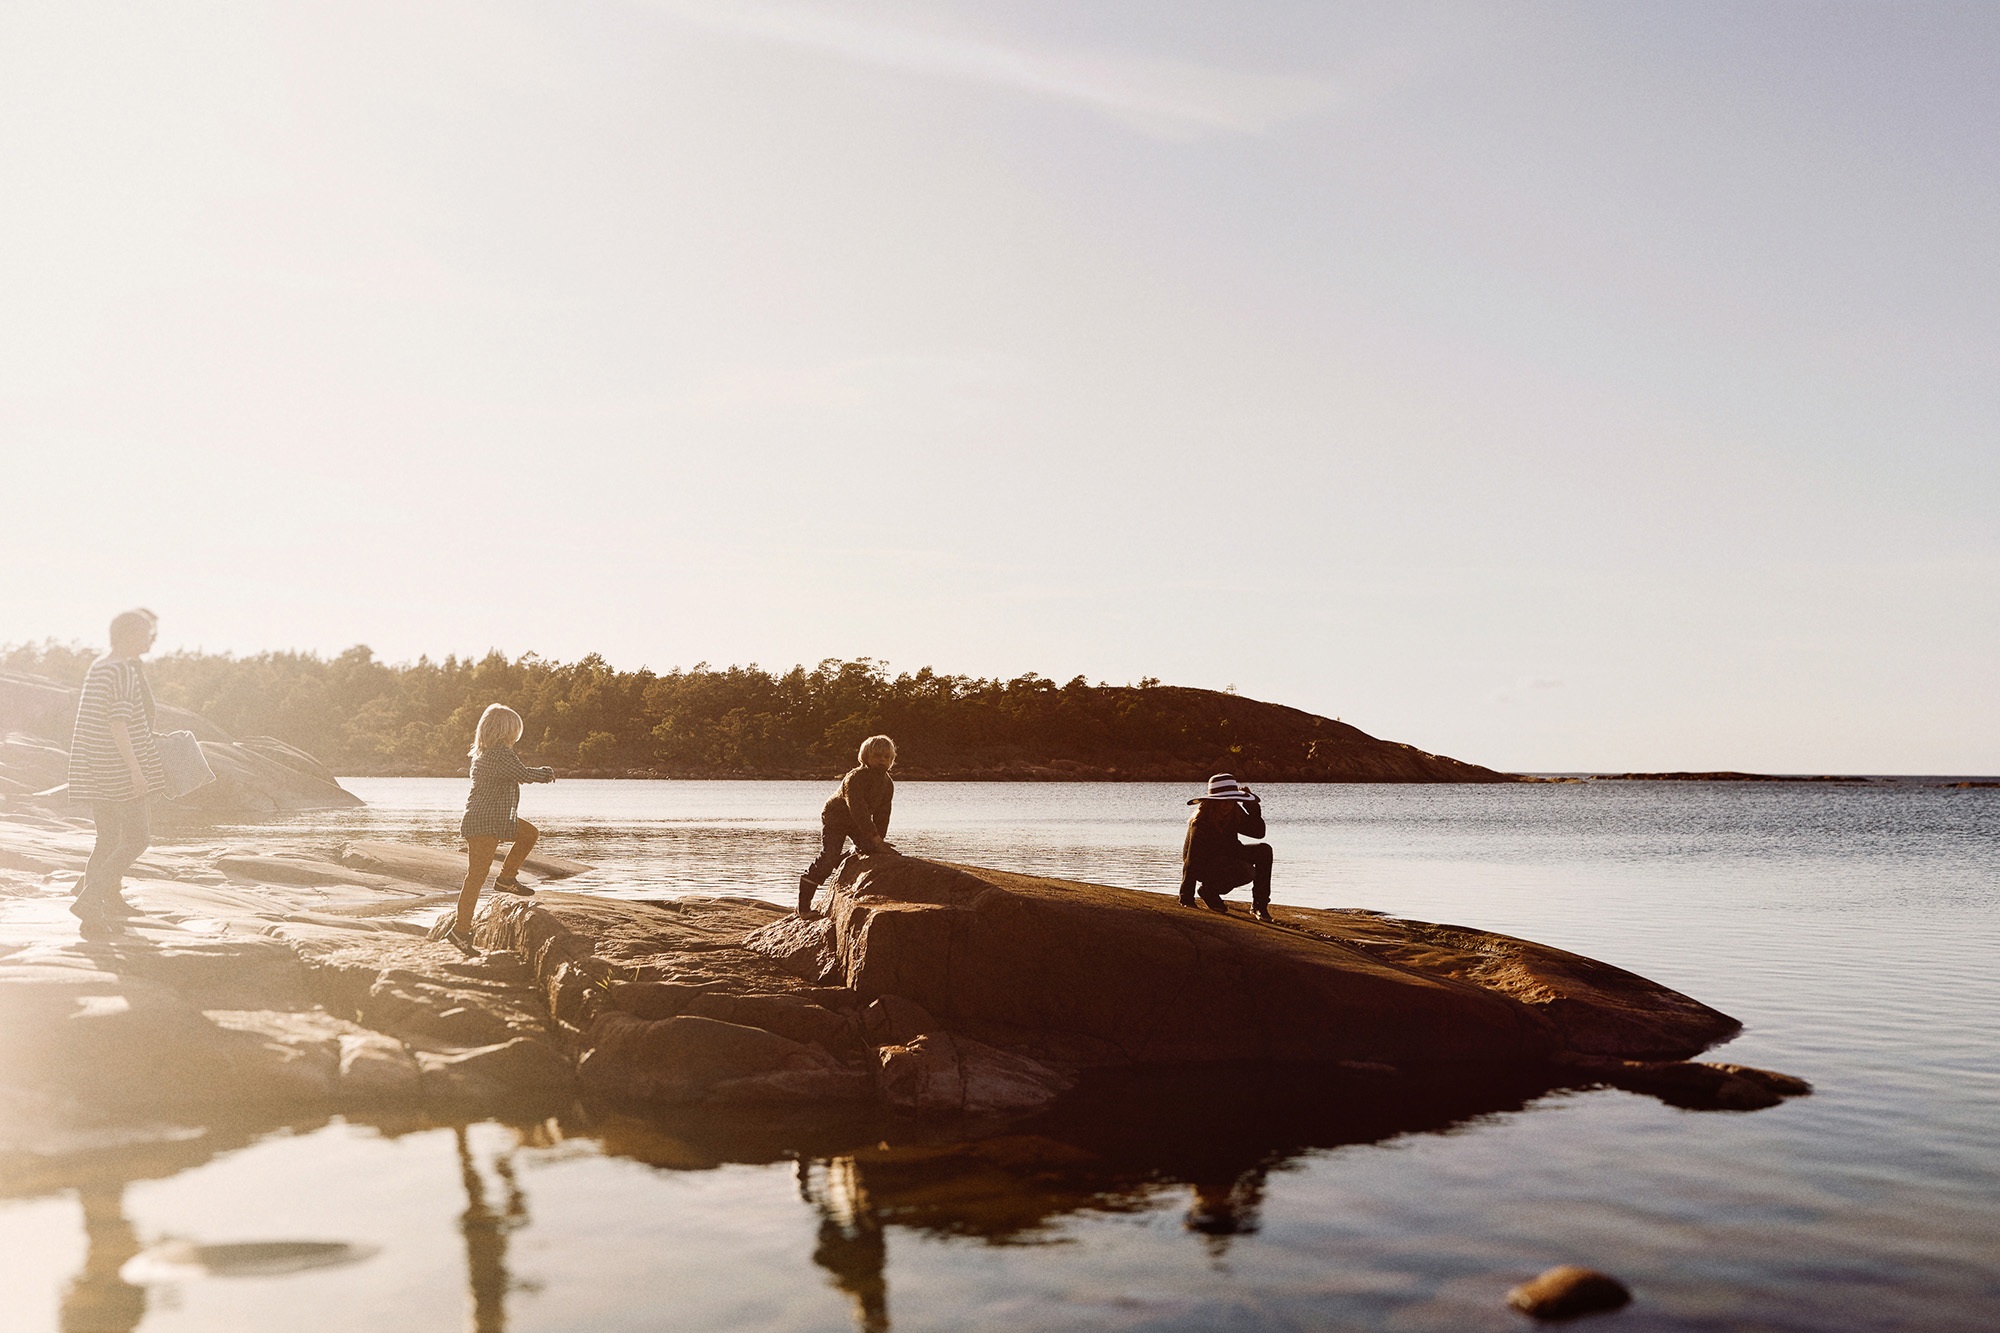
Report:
471,703,525,758
857,734,897,767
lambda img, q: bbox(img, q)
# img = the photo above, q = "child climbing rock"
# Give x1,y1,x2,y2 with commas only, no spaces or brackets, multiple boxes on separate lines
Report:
450,703,555,951
797,734,898,917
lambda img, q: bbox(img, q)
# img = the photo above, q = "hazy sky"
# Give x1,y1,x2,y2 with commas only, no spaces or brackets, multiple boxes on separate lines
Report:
3,2,1995,773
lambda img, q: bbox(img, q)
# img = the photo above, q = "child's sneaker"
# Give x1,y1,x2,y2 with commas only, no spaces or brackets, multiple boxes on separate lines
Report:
431,915,481,955
493,877,533,896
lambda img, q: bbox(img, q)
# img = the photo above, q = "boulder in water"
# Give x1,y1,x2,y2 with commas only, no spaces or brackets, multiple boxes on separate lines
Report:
1506,1265,1633,1320
743,857,1742,1073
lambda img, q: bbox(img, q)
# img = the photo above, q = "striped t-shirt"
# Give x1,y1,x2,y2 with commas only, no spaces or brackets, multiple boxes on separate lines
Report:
66,655,167,803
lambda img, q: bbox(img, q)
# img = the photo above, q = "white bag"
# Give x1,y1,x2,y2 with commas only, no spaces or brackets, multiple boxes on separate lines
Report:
156,729,217,799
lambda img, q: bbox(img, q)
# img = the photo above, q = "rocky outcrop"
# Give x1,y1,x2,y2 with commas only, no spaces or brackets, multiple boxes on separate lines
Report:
0,668,360,816
467,893,877,1109
459,855,1791,1121
0,812,1807,1144
742,856,1743,1076
864,995,1076,1116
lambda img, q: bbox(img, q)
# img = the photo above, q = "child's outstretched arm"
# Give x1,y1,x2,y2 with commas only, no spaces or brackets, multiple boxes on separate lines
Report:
492,748,553,784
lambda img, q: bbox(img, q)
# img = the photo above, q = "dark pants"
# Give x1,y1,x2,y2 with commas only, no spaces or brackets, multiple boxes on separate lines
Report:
801,821,856,911
1183,843,1273,911
82,798,151,904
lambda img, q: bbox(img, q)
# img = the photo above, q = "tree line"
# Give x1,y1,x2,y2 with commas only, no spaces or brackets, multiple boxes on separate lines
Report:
0,642,1401,780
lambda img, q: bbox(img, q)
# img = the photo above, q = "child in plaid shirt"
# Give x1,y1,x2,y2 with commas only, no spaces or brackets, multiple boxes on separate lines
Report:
450,703,555,950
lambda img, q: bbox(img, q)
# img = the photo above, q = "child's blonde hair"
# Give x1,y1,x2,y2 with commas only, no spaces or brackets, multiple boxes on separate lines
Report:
470,704,525,759
858,734,897,767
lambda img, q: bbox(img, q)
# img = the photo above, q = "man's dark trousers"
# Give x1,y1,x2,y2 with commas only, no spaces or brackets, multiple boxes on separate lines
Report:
801,819,858,912
1185,843,1273,912
80,797,150,908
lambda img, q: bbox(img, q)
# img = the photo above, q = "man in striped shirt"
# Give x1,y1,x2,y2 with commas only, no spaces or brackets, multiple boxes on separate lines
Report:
67,609,167,920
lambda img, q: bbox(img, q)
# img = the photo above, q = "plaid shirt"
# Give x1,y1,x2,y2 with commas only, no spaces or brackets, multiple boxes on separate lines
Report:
460,744,552,838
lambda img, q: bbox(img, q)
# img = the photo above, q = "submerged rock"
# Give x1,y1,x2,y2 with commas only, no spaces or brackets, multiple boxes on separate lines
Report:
1554,1054,1812,1111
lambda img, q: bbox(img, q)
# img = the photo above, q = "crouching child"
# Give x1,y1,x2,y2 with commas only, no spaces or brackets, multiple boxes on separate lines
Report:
798,734,898,916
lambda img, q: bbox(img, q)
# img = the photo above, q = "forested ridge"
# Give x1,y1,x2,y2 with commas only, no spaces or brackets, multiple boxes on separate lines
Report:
0,643,1511,783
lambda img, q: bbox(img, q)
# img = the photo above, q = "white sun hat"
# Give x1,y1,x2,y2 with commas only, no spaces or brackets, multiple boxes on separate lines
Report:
1188,773,1255,804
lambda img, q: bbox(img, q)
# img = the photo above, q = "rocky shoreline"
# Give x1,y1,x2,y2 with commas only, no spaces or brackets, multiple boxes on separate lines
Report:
0,806,1808,1168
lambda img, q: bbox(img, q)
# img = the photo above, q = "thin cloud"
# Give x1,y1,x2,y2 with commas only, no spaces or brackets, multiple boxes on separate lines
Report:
650,0,1340,138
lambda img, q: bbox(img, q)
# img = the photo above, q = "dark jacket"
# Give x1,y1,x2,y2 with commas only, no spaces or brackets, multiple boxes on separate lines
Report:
823,764,894,850
1179,797,1266,890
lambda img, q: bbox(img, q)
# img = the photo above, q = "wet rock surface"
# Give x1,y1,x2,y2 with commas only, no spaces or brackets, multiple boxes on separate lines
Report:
0,810,576,1136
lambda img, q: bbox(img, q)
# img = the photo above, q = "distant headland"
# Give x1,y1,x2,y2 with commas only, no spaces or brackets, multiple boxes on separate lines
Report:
0,643,1511,783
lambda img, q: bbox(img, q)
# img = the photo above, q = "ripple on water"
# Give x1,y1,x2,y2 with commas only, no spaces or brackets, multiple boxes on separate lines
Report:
52,779,1993,1332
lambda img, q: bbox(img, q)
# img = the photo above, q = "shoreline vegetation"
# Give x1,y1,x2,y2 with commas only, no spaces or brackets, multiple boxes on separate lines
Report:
1,642,1512,783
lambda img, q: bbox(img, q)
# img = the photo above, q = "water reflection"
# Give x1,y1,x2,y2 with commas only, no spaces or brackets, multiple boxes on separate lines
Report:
8,1117,298,1333
593,1062,1559,1331
62,1184,144,1333
800,1159,889,1333
5,1062,1561,1333
1185,1175,1266,1255
455,1125,528,1333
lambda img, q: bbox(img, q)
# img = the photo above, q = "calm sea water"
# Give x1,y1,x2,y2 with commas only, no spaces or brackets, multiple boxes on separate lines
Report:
4,780,1996,1331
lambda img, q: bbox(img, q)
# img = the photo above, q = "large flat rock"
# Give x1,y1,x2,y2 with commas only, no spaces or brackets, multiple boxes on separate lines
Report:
741,857,1740,1070
472,856,1750,1117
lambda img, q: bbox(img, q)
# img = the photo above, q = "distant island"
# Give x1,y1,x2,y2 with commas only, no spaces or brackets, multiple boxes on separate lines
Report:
1589,771,1875,783
0,644,1512,783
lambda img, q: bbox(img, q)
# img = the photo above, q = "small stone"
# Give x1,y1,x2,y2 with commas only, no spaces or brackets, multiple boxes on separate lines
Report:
1507,1266,1632,1320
